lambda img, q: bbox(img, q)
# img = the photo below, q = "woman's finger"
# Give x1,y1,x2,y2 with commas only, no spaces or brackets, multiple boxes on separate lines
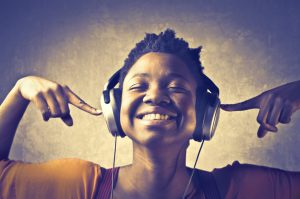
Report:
220,96,259,111
54,85,70,116
266,97,283,126
256,95,278,134
257,123,278,138
44,89,62,117
257,125,268,138
256,94,273,125
54,86,74,126
256,98,278,138
32,92,51,121
279,103,293,124
61,114,73,126
63,86,102,115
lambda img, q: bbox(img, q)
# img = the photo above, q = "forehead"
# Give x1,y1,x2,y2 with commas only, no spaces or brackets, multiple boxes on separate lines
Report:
124,52,196,84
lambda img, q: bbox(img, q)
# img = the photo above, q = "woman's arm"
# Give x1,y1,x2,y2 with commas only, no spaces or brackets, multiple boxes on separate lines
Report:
0,81,29,160
0,76,102,160
221,80,300,197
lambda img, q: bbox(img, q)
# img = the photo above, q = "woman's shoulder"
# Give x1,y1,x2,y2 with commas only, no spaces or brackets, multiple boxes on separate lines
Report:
1,157,103,173
1,157,104,182
206,161,299,199
0,158,105,199
211,160,296,183
41,158,102,169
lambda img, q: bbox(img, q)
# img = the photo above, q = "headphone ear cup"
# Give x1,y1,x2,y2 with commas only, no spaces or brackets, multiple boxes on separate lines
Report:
101,88,126,137
193,90,208,142
193,90,220,142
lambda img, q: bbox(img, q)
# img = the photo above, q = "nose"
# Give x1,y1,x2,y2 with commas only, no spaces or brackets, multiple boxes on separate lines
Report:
143,85,171,106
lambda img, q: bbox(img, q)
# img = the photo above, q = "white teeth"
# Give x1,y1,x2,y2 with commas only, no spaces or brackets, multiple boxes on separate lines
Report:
150,114,155,120
155,114,160,120
141,113,172,120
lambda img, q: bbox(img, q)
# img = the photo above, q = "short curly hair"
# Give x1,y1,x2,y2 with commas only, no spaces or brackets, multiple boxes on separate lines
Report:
119,29,204,88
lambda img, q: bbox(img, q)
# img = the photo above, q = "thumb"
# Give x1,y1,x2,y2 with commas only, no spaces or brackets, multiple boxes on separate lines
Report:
221,97,258,112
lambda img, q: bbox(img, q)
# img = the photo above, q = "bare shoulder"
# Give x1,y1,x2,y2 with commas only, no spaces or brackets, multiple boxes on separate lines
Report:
1,158,102,182
0,158,103,198
212,161,300,199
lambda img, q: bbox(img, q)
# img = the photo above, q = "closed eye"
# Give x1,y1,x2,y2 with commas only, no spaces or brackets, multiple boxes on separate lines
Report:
129,83,148,91
168,86,188,93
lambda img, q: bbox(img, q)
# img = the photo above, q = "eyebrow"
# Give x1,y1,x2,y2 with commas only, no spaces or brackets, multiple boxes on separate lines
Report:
130,73,150,79
129,72,189,82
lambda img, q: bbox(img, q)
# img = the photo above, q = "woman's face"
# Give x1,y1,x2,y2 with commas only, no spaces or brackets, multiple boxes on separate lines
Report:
120,52,197,147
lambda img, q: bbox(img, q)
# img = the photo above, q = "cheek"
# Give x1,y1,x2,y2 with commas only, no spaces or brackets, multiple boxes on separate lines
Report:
120,96,131,132
185,104,197,135
176,95,197,135
119,93,140,132
186,105,197,134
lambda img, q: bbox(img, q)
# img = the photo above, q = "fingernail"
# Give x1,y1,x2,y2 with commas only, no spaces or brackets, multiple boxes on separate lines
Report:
95,109,102,114
61,115,73,126
43,114,50,121
268,125,278,132
66,119,73,126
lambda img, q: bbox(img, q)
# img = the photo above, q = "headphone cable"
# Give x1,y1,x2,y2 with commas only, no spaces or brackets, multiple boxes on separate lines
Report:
110,135,118,199
110,137,204,199
182,141,205,199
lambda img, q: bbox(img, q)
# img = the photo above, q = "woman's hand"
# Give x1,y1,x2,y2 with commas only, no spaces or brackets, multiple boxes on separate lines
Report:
17,76,102,126
221,80,300,138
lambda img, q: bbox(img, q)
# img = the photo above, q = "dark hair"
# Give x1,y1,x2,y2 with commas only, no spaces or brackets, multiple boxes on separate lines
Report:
119,29,204,88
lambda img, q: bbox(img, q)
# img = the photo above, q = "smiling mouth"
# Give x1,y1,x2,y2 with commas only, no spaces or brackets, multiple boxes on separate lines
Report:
136,113,177,121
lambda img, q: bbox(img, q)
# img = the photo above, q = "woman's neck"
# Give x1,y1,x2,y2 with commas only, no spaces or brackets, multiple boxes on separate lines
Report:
114,142,195,199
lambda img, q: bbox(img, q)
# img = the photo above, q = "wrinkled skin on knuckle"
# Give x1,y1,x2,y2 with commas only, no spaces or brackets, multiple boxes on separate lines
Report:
52,84,62,92
62,85,70,91
31,91,43,102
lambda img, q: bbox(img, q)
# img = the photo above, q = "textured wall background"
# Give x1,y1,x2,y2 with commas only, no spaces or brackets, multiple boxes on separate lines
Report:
1,0,300,171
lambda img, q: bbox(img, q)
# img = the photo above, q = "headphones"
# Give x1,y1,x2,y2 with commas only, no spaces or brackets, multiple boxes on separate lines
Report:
100,69,220,142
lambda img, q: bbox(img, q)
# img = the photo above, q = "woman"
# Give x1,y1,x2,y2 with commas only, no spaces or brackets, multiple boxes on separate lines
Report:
0,29,299,199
